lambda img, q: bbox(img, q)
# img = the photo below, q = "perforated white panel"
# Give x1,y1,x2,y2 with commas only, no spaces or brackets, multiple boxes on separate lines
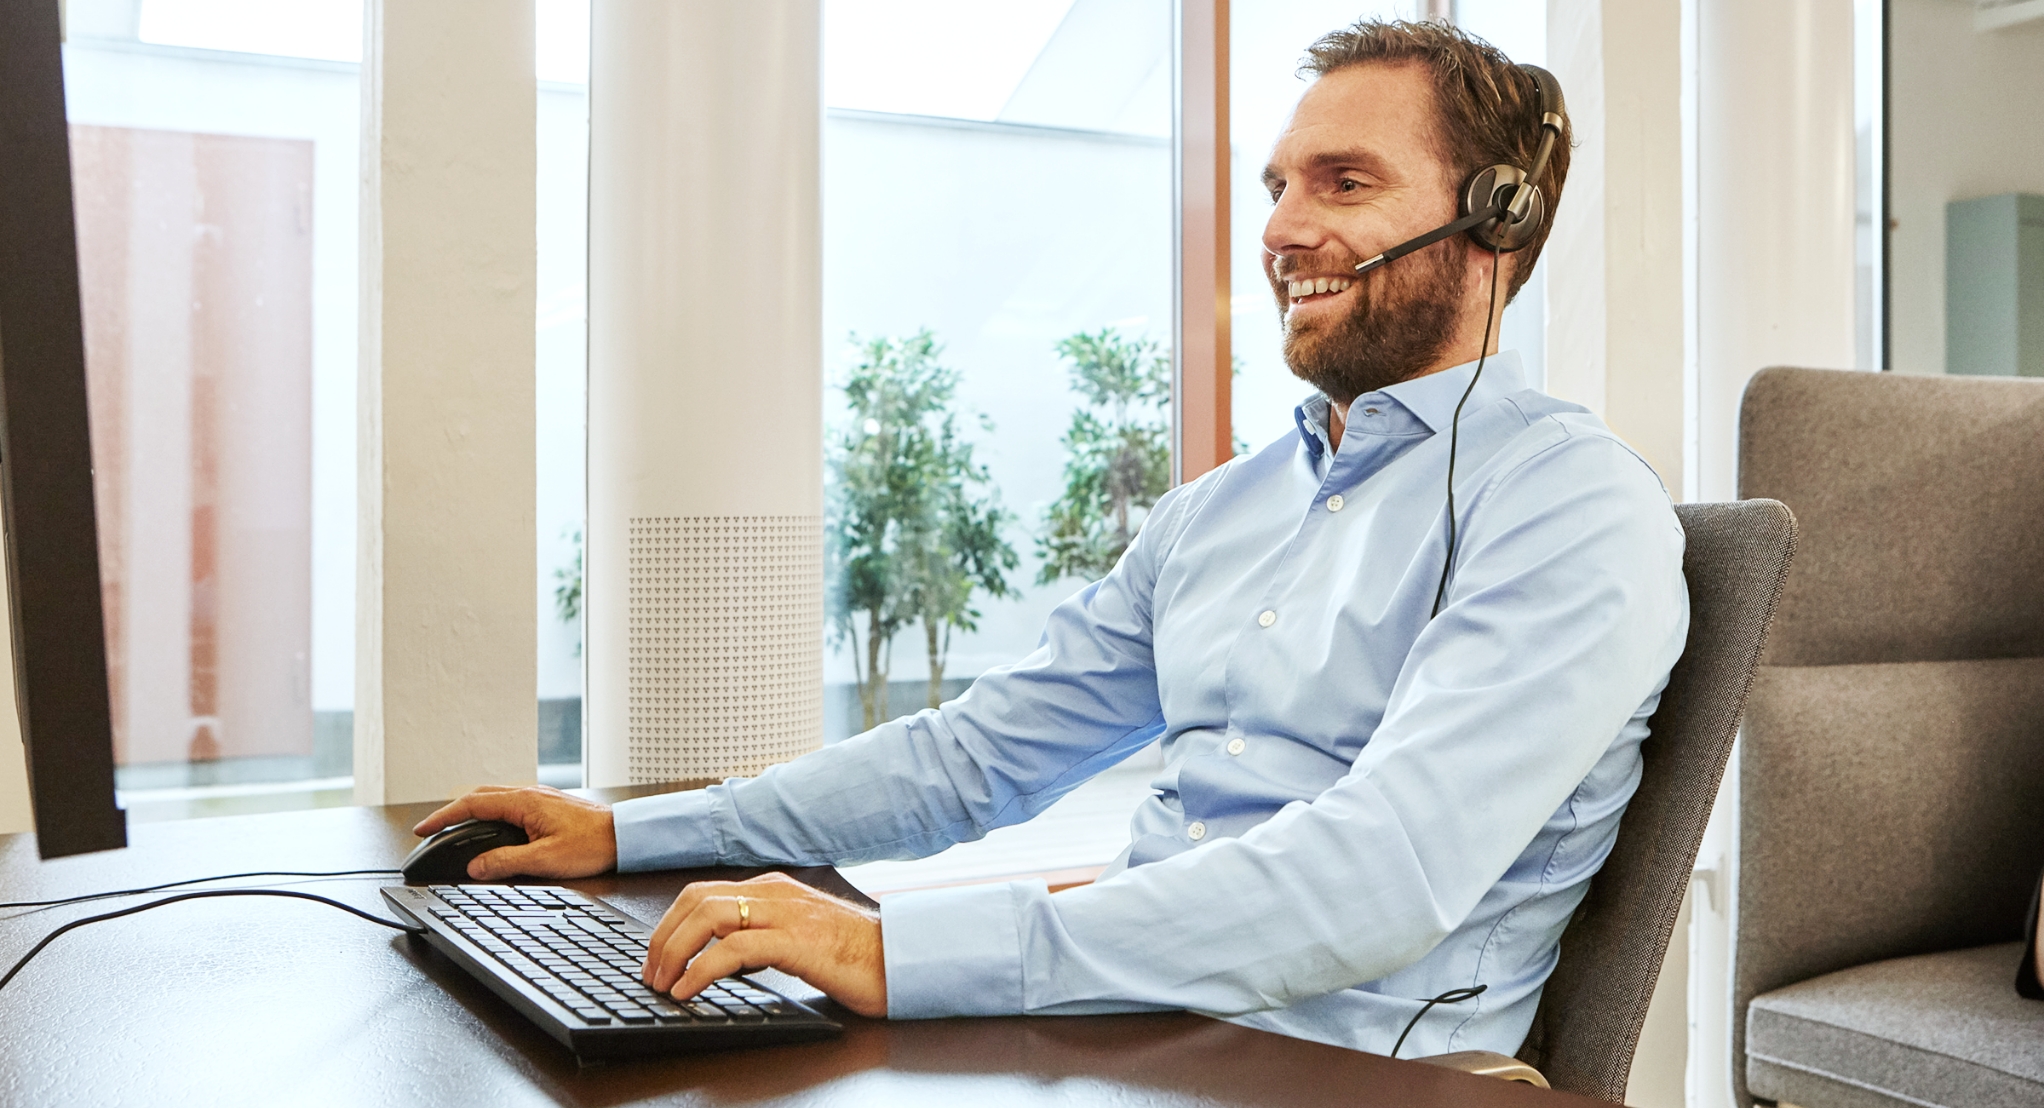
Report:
626,516,822,783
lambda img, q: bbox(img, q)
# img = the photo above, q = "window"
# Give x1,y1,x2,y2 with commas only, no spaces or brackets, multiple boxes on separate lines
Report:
818,0,1176,892
67,0,593,815
820,0,1174,740
66,0,361,820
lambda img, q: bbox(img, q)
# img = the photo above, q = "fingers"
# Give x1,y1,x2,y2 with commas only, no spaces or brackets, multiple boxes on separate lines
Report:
635,875,889,1019
645,893,753,991
643,874,808,983
412,784,521,836
667,931,786,1002
467,841,563,882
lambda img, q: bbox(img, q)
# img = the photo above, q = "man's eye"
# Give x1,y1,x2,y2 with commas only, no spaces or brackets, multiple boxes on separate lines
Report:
1338,179,1362,193
1267,184,1284,203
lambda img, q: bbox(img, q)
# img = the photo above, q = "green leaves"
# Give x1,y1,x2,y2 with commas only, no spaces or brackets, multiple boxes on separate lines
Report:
826,330,1017,726
1036,328,1174,584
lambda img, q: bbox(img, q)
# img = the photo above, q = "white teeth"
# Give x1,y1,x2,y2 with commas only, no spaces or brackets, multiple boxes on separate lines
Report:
1286,277,1354,301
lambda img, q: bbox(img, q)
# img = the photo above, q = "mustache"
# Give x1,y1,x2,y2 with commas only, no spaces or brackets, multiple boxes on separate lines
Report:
1268,246,1369,281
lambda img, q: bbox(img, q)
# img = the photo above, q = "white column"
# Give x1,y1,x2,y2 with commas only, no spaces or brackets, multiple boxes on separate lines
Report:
1545,0,1686,494
1690,4,1856,1108
355,0,538,806
585,1,824,789
1544,5,1691,1103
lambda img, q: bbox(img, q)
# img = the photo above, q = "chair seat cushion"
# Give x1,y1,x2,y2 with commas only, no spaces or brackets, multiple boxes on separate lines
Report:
1748,943,2044,1108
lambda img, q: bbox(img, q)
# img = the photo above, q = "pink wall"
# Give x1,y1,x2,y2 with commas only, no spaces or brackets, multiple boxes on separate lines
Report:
71,124,314,767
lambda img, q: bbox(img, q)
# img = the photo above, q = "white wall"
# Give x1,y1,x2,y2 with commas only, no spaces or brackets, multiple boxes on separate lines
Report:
1887,0,2044,376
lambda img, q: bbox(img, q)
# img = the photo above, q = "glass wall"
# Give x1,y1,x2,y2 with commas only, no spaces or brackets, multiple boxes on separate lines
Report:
64,0,360,820
534,0,590,785
64,0,593,814
1229,1,1548,453
819,0,1175,740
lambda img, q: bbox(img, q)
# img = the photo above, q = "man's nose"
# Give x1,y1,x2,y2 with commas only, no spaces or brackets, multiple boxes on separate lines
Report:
1261,186,1325,259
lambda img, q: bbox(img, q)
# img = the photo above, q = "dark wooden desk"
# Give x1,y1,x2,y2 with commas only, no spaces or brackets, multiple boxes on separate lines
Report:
0,790,1598,1107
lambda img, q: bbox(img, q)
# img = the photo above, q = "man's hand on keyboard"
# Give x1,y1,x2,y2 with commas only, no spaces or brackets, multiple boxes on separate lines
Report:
413,785,618,880
641,872,886,1019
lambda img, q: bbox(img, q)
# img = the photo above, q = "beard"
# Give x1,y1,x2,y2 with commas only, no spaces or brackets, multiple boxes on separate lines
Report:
1271,241,1468,406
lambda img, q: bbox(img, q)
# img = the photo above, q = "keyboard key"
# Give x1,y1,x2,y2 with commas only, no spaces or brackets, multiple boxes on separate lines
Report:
685,1002,726,1020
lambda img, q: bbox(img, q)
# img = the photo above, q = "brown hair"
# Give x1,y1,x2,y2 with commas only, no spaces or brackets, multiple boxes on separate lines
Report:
1300,19,1571,302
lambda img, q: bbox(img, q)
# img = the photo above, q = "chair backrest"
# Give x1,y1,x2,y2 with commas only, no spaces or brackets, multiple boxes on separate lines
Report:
1732,367,2044,1108
1516,498,1797,1102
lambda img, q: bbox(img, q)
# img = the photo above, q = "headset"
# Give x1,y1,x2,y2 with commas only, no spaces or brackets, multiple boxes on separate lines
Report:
1342,64,1568,618
1352,64,1568,279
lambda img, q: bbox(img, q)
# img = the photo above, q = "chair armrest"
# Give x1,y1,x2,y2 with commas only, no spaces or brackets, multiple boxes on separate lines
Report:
1412,1050,1551,1088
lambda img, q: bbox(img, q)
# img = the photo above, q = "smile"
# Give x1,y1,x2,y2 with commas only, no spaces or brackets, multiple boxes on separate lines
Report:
1285,276,1354,304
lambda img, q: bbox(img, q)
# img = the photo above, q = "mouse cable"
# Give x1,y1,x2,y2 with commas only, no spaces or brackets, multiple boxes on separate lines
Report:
0,869,403,911
0,888,425,994
1390,983,1488,1060
1430,243,1506,620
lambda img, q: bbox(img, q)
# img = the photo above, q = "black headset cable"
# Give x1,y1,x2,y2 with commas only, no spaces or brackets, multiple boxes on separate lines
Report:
1430,243,1506,619
1390,983,1488,1059
0,888,425,994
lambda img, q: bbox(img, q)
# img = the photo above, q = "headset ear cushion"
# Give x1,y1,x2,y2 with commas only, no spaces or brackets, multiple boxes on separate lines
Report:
1462,165,1544,252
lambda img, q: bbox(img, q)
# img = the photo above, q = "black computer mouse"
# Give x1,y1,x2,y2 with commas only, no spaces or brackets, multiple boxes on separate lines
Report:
402,819,529,885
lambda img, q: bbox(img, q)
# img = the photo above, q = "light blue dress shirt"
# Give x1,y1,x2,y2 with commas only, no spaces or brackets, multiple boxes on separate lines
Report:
613,351,1688,1058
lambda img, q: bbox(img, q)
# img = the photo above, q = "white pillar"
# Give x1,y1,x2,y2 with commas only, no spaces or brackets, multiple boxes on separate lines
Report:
1690,3,1856,1108
585,1,824,789
355,0,538,806
1543,6,1691,1103
1544,0,1686,494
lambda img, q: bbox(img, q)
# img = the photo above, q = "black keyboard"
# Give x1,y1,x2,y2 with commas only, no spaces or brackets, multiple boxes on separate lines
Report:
381,884,840,1059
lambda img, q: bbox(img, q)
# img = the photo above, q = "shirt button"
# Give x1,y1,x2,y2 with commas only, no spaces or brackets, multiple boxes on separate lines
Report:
1187,821,1207,841
1257,610,1276,628
1226,737,1246,756
1326,494,1344,512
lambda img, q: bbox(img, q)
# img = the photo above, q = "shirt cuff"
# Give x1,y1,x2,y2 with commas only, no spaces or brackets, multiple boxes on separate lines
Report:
611,788,723,872
881,880,1033,1019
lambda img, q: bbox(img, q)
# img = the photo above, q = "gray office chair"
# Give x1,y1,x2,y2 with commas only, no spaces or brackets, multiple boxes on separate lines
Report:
1470,499,1797,1099
1731,367,2044,1108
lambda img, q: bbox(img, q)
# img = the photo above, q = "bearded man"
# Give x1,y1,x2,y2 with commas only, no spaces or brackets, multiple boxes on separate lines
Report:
418,20,1687,1059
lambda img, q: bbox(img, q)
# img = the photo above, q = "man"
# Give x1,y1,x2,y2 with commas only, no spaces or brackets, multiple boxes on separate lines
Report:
417,20,1687,1059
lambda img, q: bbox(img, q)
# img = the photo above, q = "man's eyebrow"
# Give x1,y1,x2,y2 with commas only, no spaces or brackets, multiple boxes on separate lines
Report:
1263,148,1395,188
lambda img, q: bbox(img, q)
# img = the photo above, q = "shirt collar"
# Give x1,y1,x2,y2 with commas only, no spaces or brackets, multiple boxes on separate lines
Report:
1375,350,1527,435
1291,351,1527,457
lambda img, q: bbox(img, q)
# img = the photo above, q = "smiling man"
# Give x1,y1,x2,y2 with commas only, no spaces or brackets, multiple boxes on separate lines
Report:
418,20,1687,1059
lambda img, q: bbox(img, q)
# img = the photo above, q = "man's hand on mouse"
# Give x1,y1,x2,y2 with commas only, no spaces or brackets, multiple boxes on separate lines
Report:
413,785,617,880
642,872,887,1019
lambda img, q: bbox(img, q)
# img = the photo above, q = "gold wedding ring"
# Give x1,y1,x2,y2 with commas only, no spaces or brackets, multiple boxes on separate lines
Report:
736,896,751,931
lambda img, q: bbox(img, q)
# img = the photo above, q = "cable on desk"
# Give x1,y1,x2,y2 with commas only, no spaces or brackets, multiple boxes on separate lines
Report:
1390,984,1488,1060
0,888,425,993
0,869,403,911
